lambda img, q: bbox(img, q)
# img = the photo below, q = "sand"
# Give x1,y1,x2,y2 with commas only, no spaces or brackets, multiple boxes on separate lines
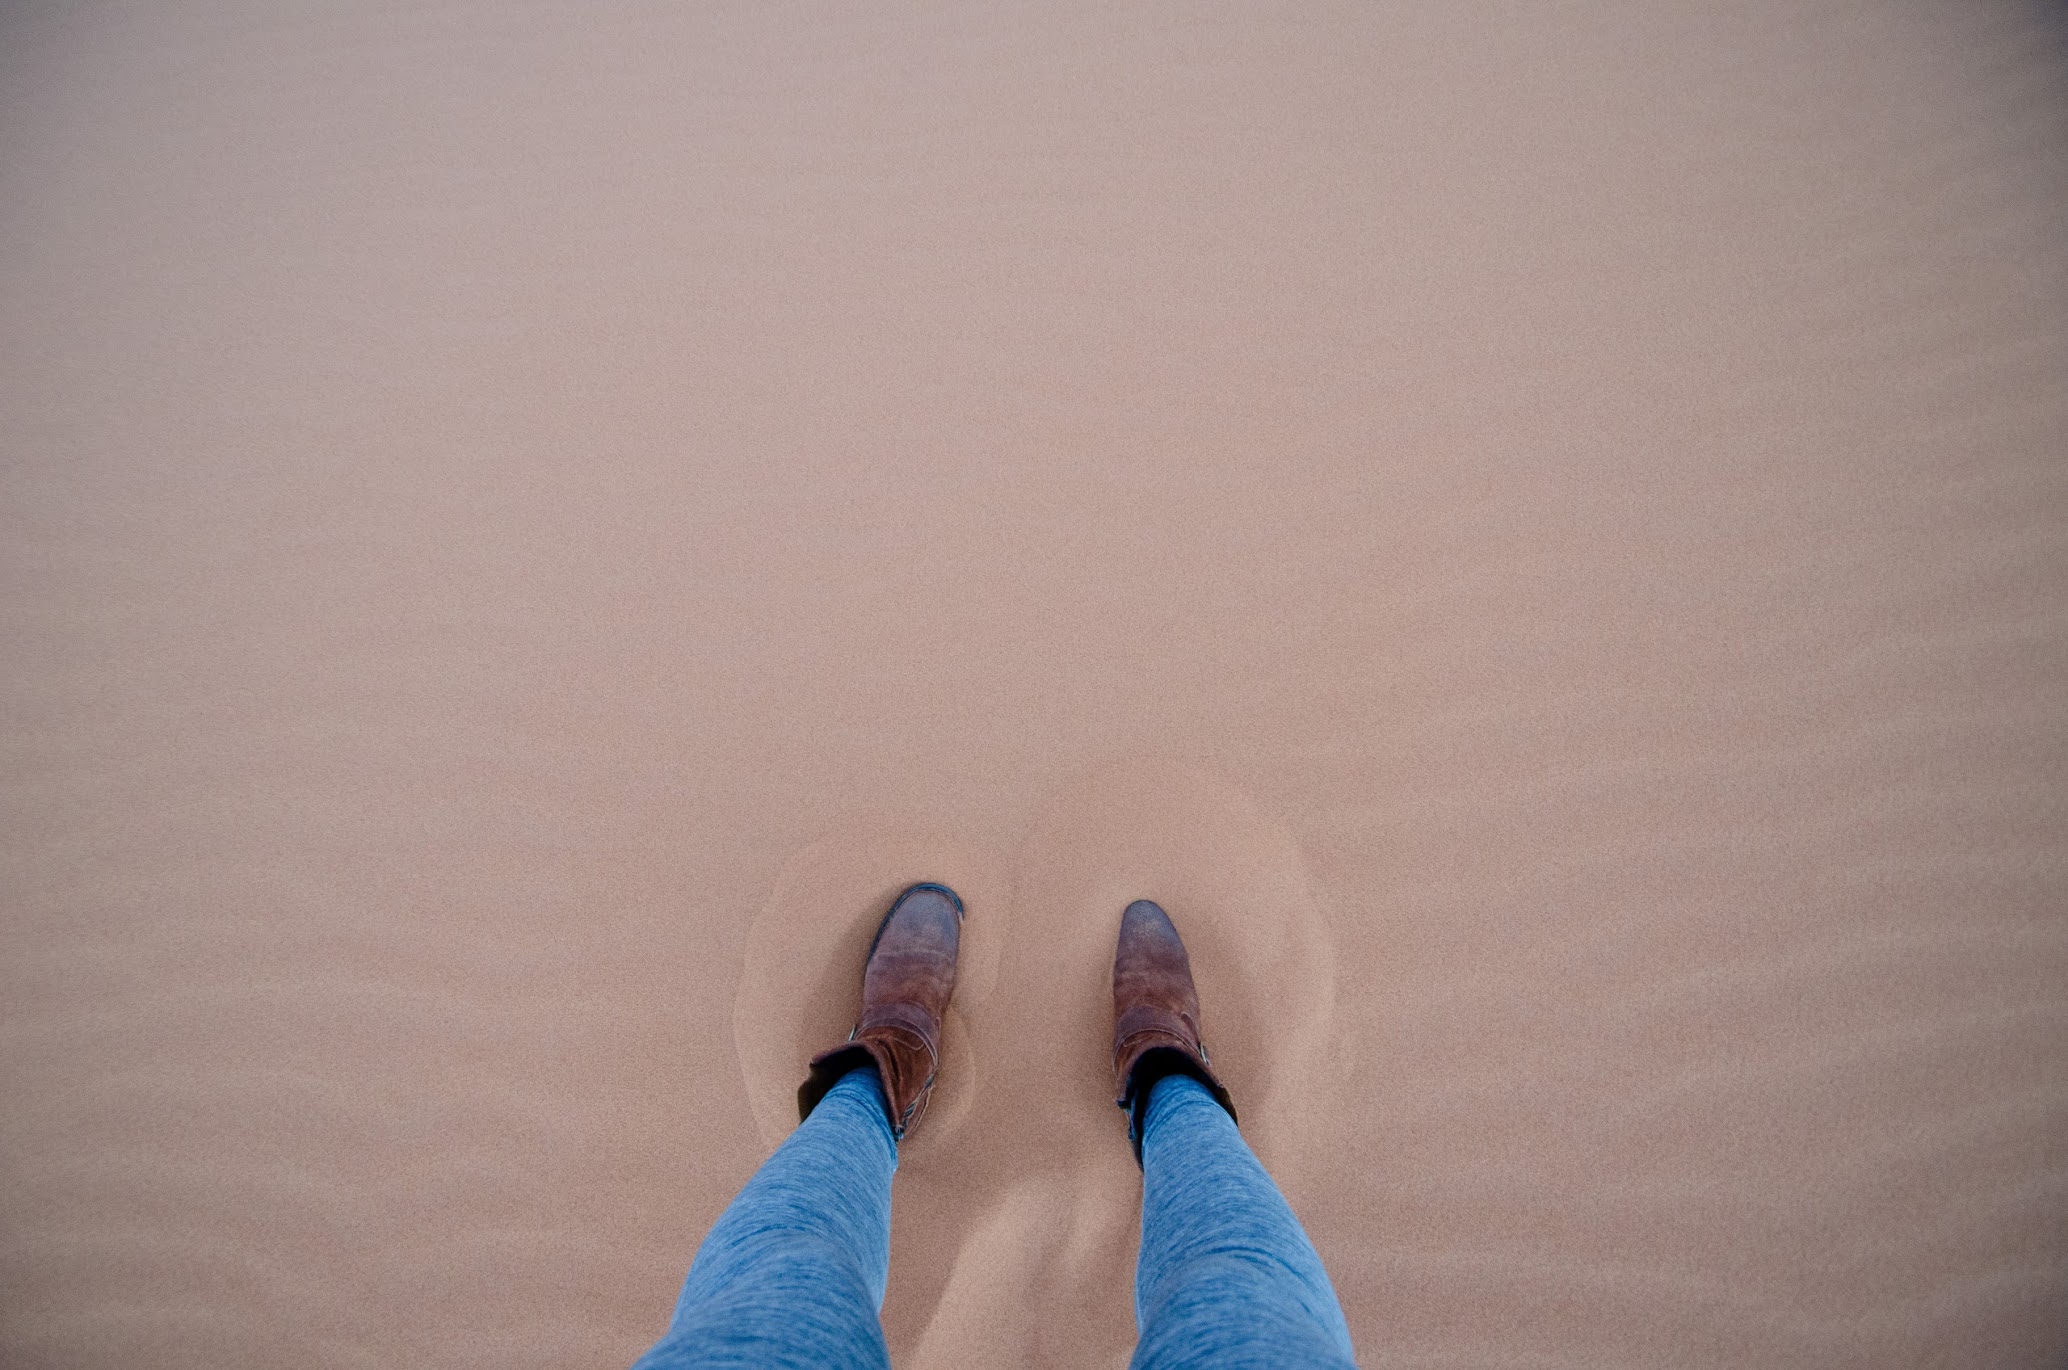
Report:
2,1,2065,1366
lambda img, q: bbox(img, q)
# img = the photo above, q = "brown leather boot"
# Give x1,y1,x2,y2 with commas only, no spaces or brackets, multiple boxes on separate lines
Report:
1112,898,1238,1163
797,882,963,1141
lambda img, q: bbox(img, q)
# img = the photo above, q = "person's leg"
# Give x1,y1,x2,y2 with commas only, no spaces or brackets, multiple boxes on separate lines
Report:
1132,1072,1356,1370
633,1066,897,1370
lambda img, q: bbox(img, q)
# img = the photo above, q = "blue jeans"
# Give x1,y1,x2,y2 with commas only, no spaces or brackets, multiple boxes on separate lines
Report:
633,1068,1356,1369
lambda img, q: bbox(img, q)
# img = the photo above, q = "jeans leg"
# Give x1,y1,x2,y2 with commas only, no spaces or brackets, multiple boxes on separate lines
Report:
633,1067,898,1370
1131,1073,1356,1369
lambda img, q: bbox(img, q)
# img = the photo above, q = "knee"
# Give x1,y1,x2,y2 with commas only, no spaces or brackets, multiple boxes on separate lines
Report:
1135,1252,1354,1369
675,1237,881,1327
653,1243,889,1369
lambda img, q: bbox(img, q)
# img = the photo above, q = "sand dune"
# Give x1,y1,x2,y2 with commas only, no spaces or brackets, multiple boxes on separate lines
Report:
3,1,2065,1367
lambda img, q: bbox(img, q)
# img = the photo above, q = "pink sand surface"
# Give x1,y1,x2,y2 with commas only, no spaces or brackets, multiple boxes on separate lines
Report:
3,3,2065,1366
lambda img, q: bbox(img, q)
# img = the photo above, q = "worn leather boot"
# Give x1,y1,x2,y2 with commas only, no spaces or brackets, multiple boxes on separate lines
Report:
797,882,963,1141
1112,898,1238,1163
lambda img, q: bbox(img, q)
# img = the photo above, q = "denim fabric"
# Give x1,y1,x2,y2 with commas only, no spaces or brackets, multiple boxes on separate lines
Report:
631,1067,1354,1369
633,1068,896,1370
1132,1072,1357,1368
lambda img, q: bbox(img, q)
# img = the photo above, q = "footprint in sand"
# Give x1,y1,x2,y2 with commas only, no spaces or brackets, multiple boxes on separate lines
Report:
730,761,1339,1365
988,760,1342,1178
731,830,1006,1162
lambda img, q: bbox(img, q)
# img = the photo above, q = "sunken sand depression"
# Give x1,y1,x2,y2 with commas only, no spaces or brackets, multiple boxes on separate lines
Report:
2,1,2066,1367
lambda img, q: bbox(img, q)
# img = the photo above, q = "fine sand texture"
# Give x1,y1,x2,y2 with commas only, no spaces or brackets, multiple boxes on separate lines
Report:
4,3,2066,1367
